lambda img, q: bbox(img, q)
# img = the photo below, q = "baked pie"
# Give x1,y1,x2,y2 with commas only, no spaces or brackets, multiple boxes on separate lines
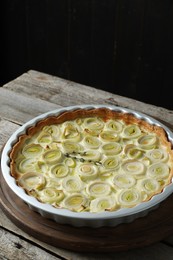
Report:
9,107,173,214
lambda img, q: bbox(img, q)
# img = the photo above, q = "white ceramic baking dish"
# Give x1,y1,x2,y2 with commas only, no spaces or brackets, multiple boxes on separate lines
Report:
1,104,173,227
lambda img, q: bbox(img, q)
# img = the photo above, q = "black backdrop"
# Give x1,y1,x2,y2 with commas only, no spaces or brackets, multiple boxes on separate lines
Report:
1,0,173,109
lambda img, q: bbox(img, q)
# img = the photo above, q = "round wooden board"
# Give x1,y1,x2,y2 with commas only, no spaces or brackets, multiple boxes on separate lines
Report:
1,168,173,253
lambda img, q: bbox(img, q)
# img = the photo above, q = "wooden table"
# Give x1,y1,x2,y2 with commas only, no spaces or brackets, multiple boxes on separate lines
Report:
1,70,173,259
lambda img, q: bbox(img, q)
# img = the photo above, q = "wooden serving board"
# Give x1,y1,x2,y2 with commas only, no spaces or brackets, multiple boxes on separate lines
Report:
1,168,173,253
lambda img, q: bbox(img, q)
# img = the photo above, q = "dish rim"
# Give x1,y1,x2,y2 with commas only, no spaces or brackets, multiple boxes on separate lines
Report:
1,104,173,222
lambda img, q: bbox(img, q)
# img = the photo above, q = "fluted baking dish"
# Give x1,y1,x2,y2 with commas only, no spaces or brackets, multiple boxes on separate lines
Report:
1,104,173,227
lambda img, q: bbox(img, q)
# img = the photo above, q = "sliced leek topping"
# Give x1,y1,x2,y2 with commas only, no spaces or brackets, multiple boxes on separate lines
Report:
103,157,119,169
62,176,83,193
124,144,144,159
83,117,104,130
43,149,62,164
118,189,141,207
140,178,160,194
113,174,136,188
146,149,169,163
122,124,141,139
100,131,119,142
37,132,52,145
22,144,43,158
62,141,83,154
77,163,98,181
106,120,123,133
43,125,60,139
75,118,83,125
147,162,170,179
83,136,101,149
64,157,76,168
141,156,151,166
81,150,101,162
18,172,46,191
35,161,48,173
63,193,87,212
18,158,36,173
137,134,158,149
86,181,112,197
90,196,117,213
121,160,146,178
99,170,114,179
101,142,122,155
46,178,60,188
37,188,65,203
51,163,69,178
62,123,81,141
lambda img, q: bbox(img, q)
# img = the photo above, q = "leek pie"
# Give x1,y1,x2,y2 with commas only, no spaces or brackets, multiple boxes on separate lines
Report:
9,108,173,213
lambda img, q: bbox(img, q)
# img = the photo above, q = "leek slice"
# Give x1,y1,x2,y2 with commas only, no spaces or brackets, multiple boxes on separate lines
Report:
140,178,160,194
122,124,141,139
141,156,151,166
137,134,158,149
62,123,81,141
99,170,114,179
86,181,112,197
106,120,123,133
46,178,61,188
43,125,60,139
83,136,101,149
51,163,69,178
124,144,144,159
63,193,87,212
90,196,117,213
18,158,36,173
101,142,122,155
64,157,76,168
147,162,170,179
37,132,52,145
42,149,62,164
83,117,104,131
103,156,119,169
62,141,83,154
62,176,83,193
35,161,48,174
113,174,136,188
121,160,146,178
146,149,169,163
118,189,141,207
77,163,98,181
81,150,101,162
100,131,119,142
22,144,43,158
38,188,65,203
18,172,46,191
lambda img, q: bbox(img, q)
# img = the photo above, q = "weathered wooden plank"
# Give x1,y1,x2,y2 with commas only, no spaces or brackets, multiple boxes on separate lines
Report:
0,88,59,124
0,208,75,260
3,70,173,126
0,119,19,150
0,227,59,260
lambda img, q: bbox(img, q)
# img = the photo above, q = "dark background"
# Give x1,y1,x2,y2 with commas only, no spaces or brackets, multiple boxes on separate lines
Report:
1,0,173,109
